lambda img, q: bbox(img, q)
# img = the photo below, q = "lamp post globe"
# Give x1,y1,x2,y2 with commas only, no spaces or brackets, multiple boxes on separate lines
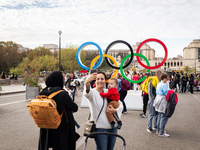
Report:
58,30,62,71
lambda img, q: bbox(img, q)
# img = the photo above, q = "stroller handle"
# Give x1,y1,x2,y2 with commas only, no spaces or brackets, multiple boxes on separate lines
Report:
84,132,126,147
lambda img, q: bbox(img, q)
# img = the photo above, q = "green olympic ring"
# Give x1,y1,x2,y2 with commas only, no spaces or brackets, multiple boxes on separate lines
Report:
120,53,150,83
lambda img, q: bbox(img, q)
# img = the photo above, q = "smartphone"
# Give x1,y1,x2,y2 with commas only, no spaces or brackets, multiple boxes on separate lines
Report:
90,69,97,74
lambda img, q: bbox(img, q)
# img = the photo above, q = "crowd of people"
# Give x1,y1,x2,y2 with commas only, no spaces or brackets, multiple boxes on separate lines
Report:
4,69,199,149
0,72,18,86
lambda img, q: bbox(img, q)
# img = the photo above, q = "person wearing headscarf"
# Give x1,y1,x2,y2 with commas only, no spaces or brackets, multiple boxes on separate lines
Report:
38,71,79,150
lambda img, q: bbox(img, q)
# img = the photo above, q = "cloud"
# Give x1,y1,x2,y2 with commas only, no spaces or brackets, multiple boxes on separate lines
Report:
0,0,200,58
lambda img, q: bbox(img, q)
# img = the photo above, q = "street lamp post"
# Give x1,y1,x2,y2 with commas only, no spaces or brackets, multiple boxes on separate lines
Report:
58,30,62,71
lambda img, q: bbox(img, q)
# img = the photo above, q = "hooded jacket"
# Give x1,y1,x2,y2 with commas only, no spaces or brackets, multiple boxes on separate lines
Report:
165,90,178,118
38,71,79,150
142,76,159,94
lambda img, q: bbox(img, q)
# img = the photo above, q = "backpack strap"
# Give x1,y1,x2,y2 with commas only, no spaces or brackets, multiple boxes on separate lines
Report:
48,90,64,99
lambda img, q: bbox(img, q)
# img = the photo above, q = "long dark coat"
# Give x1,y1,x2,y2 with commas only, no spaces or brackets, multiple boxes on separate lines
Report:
38,71,79,150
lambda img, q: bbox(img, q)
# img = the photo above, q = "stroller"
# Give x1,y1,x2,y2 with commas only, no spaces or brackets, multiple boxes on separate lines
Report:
83,132,126,150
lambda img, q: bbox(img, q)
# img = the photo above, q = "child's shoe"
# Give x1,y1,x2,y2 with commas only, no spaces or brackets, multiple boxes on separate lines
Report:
117,121,122,130
110,121,115,129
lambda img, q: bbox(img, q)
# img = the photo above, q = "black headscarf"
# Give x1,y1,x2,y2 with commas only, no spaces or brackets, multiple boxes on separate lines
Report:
45,71,63,88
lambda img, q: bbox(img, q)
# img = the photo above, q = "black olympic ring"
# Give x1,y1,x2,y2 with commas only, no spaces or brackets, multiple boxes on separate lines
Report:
104,40,134,69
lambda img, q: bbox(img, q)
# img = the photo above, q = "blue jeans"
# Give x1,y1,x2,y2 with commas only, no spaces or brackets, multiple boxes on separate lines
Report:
147,100,158,129
179,81,182,90
157,112,168,135
95,128,117,150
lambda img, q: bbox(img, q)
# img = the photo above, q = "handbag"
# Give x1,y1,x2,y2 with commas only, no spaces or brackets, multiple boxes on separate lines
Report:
83,95,105,138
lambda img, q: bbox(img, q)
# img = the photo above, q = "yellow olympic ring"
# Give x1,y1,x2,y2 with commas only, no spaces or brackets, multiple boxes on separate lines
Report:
90,54,118,82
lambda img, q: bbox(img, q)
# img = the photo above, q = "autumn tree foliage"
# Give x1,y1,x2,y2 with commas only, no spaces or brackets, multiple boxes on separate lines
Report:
0,41,23,73
27,46,53,61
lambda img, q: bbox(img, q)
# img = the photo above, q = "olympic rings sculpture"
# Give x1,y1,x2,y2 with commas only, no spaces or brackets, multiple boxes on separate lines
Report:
76,38,168,83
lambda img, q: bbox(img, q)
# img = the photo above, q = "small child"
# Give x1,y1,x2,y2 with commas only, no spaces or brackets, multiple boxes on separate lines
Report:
100,78,122,129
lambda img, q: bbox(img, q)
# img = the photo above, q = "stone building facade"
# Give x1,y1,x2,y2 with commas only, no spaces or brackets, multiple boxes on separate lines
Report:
43,44,58,53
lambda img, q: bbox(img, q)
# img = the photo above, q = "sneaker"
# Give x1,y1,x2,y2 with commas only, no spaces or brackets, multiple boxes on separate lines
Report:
139,113,146,118
156,131,166,134
147,128,153,133
153,127,157,130
159,133,170,137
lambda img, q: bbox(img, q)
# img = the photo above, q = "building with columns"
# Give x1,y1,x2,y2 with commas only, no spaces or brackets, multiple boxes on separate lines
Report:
84,39,200,72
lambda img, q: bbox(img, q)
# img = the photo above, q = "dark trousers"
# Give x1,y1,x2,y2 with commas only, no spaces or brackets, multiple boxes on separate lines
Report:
72,87,76,101
182,84,186,93
119,90,127,113
189,84,193,94
143,94,149,115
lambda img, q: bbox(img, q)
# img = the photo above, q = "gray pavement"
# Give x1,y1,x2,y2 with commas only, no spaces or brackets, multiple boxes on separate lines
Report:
0,86,200,150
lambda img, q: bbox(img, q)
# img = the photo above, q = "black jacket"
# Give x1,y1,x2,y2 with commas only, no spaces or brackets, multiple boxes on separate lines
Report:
165,92,177,118
38,71,79,150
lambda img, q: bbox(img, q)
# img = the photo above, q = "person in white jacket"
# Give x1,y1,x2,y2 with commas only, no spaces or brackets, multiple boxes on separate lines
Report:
84,71,123,150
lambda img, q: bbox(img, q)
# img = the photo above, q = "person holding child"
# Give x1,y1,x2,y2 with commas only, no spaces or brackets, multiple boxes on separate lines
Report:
100,78,122,129
84,71,123,150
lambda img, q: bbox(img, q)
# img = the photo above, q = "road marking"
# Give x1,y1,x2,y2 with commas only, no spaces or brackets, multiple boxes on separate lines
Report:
0,100,27,107
191,94,200,102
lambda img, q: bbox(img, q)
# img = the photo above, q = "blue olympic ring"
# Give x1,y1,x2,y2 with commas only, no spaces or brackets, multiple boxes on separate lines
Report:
76,42,103,70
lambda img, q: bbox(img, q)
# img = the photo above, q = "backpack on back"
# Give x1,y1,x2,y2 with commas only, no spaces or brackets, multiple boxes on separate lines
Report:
26,90,64,129
120,78,131,91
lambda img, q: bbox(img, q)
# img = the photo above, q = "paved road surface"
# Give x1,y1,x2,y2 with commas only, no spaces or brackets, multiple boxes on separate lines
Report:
0,91,200,150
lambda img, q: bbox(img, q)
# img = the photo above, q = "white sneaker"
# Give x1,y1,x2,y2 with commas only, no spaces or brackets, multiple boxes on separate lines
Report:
159,133,170,137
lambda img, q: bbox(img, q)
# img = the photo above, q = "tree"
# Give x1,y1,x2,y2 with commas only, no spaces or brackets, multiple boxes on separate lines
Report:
61,44,85,72
18,57,31,72
0,41,20,73
38,55,58,71
27,46,53,61
183,65,195,74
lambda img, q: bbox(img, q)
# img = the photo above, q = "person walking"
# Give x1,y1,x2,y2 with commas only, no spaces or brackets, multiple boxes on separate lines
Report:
179,73,184,92
140,73,150,118
116,73,128,114
126,71,132,89
38,71,79,150
142,70,162,133
10,72,14,86
65,73,77,101
181,73,187,93
189,74,194,94
84,71,123,150
132,71,140,91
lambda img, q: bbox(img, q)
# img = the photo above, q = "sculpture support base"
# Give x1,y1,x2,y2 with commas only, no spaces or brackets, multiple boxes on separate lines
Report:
81,90,143,111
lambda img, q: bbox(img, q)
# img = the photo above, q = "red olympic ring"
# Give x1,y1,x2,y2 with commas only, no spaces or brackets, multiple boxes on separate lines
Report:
136,38,168,70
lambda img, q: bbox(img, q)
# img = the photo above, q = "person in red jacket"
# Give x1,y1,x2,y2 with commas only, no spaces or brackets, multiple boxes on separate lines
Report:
100,78,122,129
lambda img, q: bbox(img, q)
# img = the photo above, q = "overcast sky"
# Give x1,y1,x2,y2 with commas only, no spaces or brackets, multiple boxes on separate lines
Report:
0,0,200,58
